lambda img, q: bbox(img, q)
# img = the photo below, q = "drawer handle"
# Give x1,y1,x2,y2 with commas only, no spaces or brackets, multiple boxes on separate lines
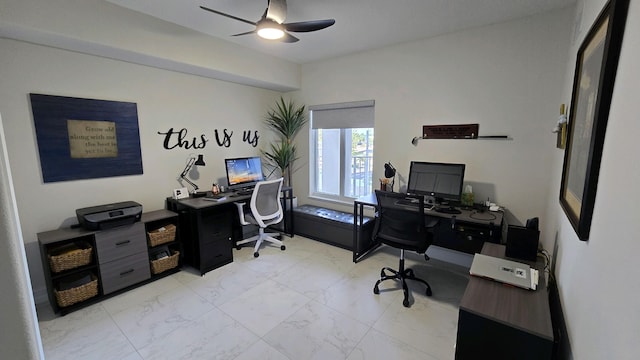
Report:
115,240,131,246
120,269,134,276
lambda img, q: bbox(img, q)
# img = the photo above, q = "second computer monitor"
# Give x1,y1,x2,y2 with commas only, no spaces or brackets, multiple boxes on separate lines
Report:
407,161,466,205
224,156,265,191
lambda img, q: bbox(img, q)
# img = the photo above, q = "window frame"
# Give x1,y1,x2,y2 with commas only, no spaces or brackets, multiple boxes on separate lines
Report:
308,101,375,204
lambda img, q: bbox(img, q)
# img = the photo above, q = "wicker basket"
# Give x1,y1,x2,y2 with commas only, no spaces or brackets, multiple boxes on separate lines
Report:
54,275,98,307
48,242,93,273
150,250,180,275
148,224,177,247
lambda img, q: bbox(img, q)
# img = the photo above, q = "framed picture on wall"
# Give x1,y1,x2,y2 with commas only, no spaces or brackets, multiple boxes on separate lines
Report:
559,0,629,241
30,94,143,183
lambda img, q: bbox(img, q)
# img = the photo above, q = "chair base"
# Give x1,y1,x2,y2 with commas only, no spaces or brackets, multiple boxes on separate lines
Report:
373,250,432,307
236,228,285,257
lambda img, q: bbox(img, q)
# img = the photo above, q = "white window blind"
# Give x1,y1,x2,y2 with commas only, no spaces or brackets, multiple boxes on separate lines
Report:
310,100,375,129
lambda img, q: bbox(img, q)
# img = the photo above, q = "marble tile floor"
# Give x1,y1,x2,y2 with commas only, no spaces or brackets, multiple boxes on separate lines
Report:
37,235,470,360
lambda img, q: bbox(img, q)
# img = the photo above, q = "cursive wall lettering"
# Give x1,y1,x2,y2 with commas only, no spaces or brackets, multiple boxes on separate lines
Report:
214,129,233,148
243,130,259,147
157,127,261,150
157,128,208,150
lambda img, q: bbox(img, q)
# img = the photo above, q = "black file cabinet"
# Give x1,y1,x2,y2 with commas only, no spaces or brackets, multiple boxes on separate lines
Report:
167,198,234,275
188,208,233,275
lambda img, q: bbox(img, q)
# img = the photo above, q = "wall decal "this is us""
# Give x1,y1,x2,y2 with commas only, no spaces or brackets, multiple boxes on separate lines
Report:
157,128,260,149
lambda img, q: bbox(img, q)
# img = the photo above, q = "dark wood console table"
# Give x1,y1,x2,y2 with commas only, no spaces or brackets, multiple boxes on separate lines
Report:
455,243,553,359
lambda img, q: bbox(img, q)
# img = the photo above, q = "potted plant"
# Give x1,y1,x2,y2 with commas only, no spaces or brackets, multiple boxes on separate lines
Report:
262,97,307,189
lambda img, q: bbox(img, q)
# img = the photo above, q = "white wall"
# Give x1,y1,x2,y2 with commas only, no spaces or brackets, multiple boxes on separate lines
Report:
550,0,640,358
294,8,574,250
0,0,300,91
0,113,44,359
0,38,281,302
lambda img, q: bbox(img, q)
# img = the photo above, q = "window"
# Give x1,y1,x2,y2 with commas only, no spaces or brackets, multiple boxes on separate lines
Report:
309,100,375,203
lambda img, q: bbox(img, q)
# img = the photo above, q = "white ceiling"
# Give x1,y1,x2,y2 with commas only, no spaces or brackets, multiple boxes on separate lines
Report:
106,0,574,64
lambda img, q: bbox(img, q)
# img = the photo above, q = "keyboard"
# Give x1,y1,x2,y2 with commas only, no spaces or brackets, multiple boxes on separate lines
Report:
396,198,418,206
235,189,253,196
435,206,462,214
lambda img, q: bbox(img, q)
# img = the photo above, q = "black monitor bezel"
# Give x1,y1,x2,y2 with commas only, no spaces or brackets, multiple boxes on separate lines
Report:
224,156,265,190
406,161,466,204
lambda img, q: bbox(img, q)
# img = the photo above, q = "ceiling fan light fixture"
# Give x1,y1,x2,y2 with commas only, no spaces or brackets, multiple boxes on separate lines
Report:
257,20,285,40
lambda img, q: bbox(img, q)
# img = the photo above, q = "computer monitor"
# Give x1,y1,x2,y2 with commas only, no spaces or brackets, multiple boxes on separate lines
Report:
407,161,466,205
224,156,265,191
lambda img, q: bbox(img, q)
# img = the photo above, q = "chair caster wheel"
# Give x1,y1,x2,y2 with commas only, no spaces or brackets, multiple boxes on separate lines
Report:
426,288,432,297
253,252,259,258
280,245,286,250
373,286,379,295
403,298,410,307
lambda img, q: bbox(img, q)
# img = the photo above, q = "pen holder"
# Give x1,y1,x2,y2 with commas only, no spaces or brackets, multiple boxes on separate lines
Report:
379,179,392,192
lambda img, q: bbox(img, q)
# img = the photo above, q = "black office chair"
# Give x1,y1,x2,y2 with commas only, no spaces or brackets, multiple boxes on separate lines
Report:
372,190,435,307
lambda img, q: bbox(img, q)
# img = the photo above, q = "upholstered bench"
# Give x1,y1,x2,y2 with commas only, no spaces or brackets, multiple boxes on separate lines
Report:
293,204,375,250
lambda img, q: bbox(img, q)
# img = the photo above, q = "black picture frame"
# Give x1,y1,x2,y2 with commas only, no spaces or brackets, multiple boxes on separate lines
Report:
30,94,143,183
559,0,629,241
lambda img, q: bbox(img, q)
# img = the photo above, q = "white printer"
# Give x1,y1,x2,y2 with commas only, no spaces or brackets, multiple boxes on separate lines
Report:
76,201,143,230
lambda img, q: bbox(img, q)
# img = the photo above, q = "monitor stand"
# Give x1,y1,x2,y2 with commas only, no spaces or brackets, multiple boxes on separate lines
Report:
234,186,255,196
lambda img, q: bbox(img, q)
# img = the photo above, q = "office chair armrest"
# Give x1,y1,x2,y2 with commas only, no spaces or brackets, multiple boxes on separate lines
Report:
234,202,251,226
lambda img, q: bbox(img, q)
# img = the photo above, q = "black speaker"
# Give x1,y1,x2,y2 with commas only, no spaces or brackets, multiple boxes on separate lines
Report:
505,225,539,262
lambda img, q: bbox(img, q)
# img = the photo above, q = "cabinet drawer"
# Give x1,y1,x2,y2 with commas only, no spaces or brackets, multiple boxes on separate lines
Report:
199,211,232,244
200,239,232,271
95,223,147,264
100,252,150,294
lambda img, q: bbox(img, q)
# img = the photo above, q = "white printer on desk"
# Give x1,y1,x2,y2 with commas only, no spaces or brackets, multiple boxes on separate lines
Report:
76,201,143,230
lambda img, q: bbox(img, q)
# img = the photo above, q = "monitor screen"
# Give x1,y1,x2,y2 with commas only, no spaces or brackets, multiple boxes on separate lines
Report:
407,161,466,204
224,156,265,190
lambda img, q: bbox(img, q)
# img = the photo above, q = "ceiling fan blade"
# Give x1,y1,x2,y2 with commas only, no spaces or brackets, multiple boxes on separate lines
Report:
281,32,299,43
200,5,256,26
284,19,335,33
266,0,287,24
232,30,257,37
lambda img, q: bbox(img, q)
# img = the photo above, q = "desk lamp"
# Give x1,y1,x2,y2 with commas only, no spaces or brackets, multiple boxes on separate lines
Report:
384,162,396,192
178,154,206,195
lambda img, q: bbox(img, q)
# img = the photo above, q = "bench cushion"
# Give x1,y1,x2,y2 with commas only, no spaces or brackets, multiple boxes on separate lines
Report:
293,205,374,250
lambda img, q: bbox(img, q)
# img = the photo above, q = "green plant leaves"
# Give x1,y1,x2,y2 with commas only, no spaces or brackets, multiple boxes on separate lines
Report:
263,97,307,187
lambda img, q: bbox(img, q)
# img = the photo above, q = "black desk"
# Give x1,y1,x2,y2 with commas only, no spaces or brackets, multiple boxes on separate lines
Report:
166,187,294,275
353,194,503,262
455,243,553,359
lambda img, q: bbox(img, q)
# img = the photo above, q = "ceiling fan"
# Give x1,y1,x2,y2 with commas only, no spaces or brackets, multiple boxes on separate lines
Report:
200,0,335,43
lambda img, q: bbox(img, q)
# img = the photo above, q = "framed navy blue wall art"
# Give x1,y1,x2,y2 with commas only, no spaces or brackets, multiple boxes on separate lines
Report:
559,0,629,241
30,94,143,182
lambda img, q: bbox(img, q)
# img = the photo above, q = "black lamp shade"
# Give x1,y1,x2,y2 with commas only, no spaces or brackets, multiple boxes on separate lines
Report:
384,162,396,178
194,154,206,166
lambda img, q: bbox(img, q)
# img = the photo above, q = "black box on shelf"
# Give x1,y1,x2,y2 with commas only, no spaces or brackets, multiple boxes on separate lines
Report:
505,225,539,262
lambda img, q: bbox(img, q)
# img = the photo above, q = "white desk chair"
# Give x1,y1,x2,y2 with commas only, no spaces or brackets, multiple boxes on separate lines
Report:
234,177,285,257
